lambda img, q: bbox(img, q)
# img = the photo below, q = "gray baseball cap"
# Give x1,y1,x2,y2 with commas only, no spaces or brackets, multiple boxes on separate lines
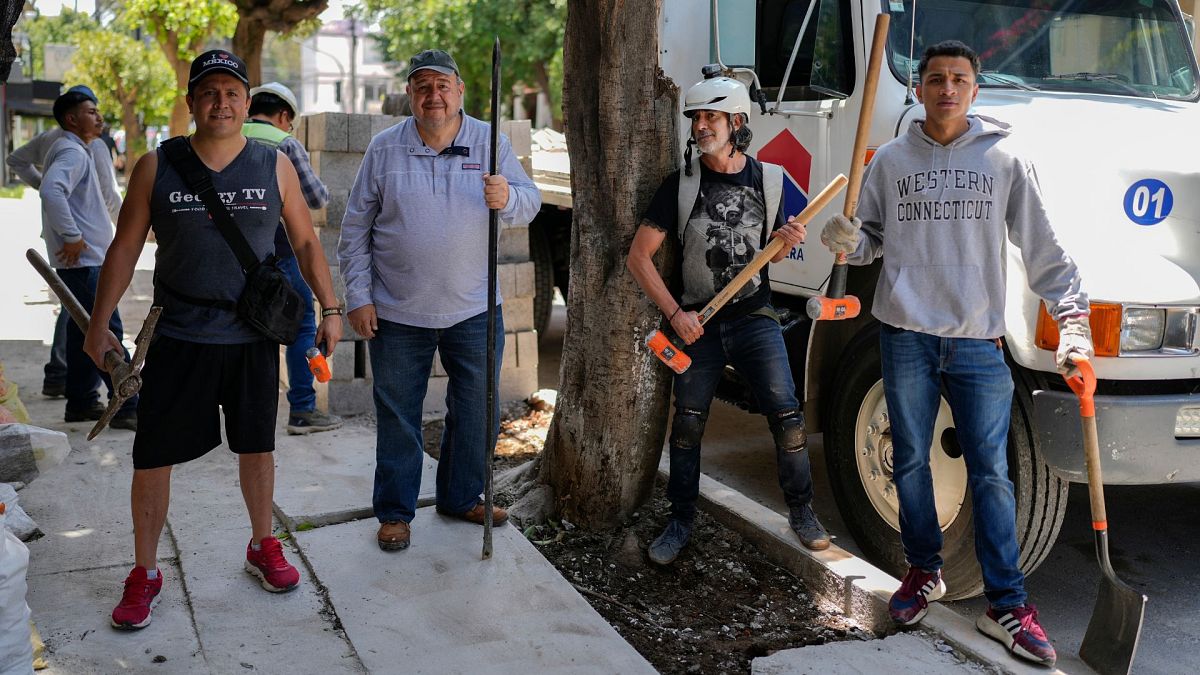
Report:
407,50,460,80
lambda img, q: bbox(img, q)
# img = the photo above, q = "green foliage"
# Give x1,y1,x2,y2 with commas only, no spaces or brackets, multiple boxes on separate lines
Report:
65,29,176,154
21,8,99,78
360,0,566,123
123,0,239,62
0,185,26,200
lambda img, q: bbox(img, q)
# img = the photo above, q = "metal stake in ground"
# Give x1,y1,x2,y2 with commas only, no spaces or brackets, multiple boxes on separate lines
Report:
483,36,501,561
25,249,161,440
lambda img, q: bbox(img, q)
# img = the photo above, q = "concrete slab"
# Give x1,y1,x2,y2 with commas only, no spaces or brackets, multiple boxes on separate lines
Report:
173,524,363,674
27,563,205,674
295,511,656,675
272,425,438,529
753,633,989,674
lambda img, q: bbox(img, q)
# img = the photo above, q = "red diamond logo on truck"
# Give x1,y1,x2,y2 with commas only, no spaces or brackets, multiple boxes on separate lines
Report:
759,129,811,194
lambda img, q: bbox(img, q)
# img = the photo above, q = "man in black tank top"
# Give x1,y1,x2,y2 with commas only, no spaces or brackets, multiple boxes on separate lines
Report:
83,50,345,631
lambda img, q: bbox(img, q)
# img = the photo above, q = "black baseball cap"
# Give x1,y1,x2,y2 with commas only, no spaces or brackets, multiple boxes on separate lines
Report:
188,50,250,94
407,50,460,80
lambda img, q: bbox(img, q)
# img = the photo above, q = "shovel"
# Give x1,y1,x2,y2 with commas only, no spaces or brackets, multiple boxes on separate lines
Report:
1063,359,1146,675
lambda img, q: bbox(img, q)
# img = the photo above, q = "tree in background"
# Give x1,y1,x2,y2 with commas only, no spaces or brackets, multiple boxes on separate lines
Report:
506,0,678,528
66,29,174,169
21,7,97,79
123,0,238,136
361,0,566,127
228,0,327,87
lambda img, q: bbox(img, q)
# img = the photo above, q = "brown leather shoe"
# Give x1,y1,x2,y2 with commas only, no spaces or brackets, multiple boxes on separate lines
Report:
377,521,411,551
437,502,508,527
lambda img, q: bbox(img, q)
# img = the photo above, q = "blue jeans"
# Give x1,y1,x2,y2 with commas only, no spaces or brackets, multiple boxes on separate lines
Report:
879,324,1026,610
57,266,137,417
44,308,68,386
278,255,317,414
667,312,813,524
368,310,504,523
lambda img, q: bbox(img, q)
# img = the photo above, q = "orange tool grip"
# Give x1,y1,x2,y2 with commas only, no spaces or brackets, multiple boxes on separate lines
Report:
1063,359,1096,418
645,329,692,375
306,347,333,383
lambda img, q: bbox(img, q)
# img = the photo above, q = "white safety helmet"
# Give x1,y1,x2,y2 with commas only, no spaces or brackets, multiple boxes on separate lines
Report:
249,81,299,118
682,72,752,117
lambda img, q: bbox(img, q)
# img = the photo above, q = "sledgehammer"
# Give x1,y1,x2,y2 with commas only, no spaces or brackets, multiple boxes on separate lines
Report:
646,174,848,374
26,249,160,440
805,13,890,322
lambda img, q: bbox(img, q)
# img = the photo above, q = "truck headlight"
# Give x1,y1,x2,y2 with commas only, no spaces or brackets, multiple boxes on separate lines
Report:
1121,308,1164,352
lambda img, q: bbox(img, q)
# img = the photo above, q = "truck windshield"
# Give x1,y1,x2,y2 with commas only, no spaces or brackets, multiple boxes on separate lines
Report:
885,0,1198,101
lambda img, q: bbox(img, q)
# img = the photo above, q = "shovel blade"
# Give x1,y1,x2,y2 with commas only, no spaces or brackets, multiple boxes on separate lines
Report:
1079,576,1146,675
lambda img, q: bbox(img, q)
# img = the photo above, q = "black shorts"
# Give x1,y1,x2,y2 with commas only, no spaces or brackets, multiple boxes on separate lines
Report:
132,335,279,469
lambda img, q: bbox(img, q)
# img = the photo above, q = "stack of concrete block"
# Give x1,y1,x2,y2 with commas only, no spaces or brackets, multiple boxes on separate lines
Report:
301,113,540,417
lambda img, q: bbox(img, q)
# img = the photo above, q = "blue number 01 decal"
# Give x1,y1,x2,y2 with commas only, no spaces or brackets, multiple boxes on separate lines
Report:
1123,179,1173,225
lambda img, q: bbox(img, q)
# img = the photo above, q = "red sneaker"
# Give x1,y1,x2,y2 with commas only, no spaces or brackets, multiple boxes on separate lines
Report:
977,604,1057,666
111,567,163,630
244,536,300,593
888,566,946,626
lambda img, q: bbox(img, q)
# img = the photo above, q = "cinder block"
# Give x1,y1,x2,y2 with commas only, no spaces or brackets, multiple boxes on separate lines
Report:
502,296,534,333
499,363,538,404
348,115,374,153
325,340,371,381
310,151,363,191
307,112,349,152
327,378,374,417
422,375,449,416
499,226,529,262
502,331,517,369
293,116,308,147
312,188,352,229
500,261,535,299
319,227,341,266
371,114,403,139
515,330,538,369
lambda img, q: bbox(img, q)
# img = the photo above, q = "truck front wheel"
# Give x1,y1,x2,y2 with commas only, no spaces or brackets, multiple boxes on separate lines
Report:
824,327,1067,600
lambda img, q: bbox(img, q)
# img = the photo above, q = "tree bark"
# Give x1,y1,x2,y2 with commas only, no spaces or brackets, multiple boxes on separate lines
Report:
161,32,191,138
233,18,268,88
533,61,562,130
532,0,681,529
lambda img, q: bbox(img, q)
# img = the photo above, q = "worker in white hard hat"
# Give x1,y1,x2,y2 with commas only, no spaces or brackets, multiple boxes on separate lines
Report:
626,66,829,566
243,82,343,435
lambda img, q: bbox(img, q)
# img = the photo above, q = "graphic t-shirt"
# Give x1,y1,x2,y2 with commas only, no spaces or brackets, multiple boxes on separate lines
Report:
643,157,783,322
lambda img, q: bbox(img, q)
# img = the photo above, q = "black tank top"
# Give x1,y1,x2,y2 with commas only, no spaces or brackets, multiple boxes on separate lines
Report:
150,139,282,343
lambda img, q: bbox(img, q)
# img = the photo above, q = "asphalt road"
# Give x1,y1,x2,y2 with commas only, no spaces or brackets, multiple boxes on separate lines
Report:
538,303,1200,675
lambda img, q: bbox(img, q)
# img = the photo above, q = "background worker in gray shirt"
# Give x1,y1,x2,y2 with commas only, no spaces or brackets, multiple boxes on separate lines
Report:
8,84,123,398
339,49,540,552
40,87,137,429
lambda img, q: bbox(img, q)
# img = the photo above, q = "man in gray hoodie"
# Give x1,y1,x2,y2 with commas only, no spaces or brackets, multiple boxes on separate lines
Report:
819,41,1092,668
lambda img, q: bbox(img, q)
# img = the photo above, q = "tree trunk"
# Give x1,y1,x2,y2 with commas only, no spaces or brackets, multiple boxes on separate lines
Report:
161,33,191,138
119,101,146,172
532,0,680,529
233,17,267,87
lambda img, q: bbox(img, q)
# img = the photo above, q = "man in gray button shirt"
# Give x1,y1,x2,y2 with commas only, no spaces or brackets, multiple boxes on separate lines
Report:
39,88,137,429
8,84,123,398
339,49,541,552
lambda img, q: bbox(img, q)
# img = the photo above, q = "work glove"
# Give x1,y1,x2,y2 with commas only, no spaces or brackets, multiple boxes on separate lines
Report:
819,214,861,255
1056,314,1094,374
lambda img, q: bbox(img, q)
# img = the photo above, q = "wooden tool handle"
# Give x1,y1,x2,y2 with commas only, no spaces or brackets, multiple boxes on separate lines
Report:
1065,360,1108,530
843,13,890,220
694,174,848,326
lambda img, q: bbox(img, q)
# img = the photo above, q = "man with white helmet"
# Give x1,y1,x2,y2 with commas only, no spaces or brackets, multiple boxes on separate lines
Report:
627,67,830,564
243,82,342,435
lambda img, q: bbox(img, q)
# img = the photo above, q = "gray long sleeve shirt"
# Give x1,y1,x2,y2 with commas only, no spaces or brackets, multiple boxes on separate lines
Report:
39,132,114,269
338,114,541,328
850,115,1087,339
8,127,122,224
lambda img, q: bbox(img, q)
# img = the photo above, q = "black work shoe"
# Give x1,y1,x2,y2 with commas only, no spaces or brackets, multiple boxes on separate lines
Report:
64,402,106,422
286,410,344,435
789,503,831,551
110,413,138,432
42,381,66,398
648,519,692,565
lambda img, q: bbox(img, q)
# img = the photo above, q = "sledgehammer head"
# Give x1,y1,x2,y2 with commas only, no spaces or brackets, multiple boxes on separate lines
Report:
806,295,862,321
645,329,692,374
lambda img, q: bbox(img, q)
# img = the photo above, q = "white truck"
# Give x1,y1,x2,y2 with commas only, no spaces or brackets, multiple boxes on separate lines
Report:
530,0,1200,598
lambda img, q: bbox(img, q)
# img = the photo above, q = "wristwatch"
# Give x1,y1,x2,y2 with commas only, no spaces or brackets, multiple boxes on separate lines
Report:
321,306,345,318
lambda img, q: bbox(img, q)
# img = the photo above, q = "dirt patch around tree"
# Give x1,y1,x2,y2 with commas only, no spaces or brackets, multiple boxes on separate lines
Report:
472,398,870,673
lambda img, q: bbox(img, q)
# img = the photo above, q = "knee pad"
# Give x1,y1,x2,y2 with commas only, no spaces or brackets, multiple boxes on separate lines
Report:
670,407,708,450
770,408,808,453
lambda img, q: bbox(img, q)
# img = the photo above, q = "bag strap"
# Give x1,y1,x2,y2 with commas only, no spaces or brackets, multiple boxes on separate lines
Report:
160,136,260,273
676,166,701,243
762,161,783,230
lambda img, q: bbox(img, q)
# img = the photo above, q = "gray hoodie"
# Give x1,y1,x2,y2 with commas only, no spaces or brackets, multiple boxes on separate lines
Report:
850,115,1088,339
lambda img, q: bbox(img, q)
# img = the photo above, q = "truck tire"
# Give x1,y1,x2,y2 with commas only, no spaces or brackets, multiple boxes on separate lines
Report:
824,326,1068,600
529,218,555,339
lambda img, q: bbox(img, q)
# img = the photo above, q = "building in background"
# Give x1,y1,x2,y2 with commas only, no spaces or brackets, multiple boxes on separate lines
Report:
299,18,398,115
